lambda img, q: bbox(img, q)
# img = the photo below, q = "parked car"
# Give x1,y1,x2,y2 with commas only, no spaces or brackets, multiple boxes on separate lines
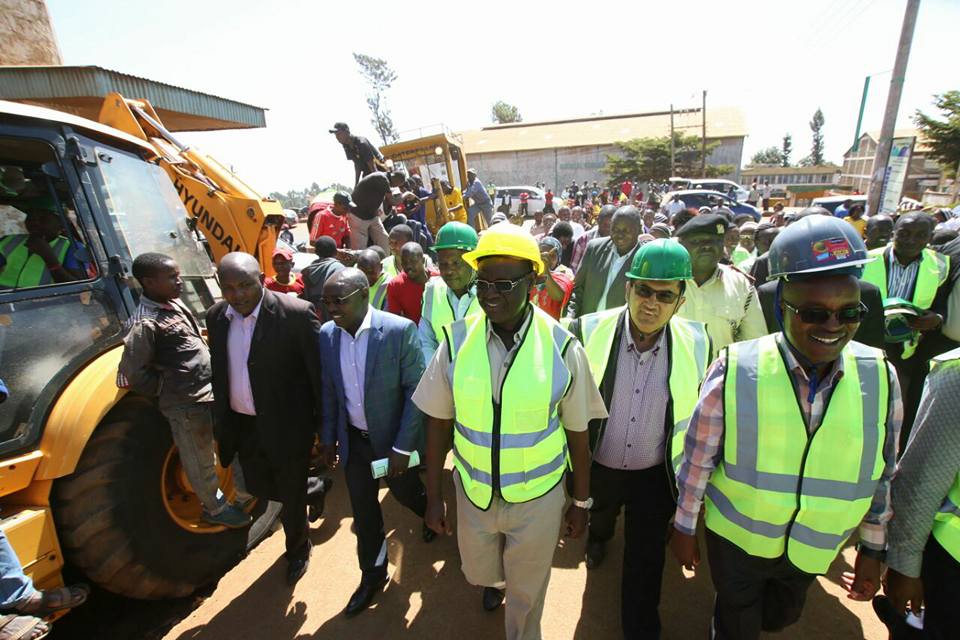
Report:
494,186,551,215
688,179,750,203
660,189,761,221
811,195,868,215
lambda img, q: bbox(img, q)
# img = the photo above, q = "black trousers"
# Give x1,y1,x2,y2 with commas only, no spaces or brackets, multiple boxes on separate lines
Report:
231,413,309,560
705,529,817,640
345,426,427,580
588,462,676,640
921,535,960,639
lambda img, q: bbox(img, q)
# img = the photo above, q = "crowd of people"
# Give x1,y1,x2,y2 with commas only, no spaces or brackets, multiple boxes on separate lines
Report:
102,123,960,640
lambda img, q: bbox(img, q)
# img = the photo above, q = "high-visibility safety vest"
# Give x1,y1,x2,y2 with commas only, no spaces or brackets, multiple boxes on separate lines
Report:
382,255,399,279
444,306,573,510
369,273,389,310
705,334,889,574
422,277,481,341
577,306,710,474
861,246,950,359
928,353,960,564
0,234,70,289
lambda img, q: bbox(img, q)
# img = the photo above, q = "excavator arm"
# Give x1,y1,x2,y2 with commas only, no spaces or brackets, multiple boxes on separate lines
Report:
97,92,283,271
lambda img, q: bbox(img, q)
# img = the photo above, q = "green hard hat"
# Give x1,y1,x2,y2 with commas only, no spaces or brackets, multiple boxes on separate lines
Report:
626,239,692,281
433,221,479,251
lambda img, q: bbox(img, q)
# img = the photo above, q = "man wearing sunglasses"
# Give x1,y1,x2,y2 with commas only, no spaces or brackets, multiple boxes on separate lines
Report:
670,215,903,640
414,224,607,639
569,239,711,639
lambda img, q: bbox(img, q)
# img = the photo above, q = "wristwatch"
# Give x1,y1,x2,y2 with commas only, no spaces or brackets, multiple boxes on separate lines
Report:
571,497,594,510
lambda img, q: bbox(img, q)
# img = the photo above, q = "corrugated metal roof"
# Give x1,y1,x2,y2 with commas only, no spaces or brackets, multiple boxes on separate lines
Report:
742,165,841,175
0,65,266,131
460,107,746,155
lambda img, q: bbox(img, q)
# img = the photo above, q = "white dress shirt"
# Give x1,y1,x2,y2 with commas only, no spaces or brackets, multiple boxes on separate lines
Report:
225,293,264,416
339,306,374,431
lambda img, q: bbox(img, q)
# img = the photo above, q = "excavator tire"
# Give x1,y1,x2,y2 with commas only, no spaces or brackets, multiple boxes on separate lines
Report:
51,396,280,599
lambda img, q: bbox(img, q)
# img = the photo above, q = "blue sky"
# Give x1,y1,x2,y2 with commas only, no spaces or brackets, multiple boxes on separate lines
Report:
47,0,960,193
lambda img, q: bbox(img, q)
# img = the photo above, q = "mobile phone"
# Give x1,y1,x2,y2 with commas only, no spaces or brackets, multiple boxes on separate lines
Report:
371,450,421,479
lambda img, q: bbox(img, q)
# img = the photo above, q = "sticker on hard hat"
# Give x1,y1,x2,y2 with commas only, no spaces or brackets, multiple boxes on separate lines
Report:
811,237,852,262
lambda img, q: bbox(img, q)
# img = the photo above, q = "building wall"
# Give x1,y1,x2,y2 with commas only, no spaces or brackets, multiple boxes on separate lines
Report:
840,136,942,199
468,137,744,190
0,0,62,65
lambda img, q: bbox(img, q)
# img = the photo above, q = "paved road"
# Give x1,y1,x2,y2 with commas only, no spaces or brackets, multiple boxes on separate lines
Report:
53,460,887,639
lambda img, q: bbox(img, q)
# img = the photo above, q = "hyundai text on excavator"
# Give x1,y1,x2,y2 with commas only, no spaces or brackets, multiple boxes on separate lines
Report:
0,65,286,602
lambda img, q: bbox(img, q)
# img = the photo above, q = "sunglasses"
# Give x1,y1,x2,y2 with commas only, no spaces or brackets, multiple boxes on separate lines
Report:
476,273,531,295
631,282,681,304
781,299,867,325
320,287,363,307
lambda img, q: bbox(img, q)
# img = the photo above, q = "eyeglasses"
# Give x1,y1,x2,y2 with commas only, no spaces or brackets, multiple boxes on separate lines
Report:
320,287,363,306
781,299,867,325
475,273,531,295
631,282,681,304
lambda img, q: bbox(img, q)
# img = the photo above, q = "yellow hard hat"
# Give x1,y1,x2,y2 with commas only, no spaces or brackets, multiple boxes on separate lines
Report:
462,222,545,275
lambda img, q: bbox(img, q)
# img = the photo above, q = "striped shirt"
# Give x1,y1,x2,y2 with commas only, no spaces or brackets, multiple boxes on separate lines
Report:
674,333,902,552
886,251,921,300
594,316,669,470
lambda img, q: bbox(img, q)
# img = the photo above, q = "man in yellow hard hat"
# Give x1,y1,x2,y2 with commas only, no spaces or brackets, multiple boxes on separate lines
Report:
413,223,607,640
569,239,711,638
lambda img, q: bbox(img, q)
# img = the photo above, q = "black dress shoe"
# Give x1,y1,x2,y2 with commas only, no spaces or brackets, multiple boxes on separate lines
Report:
344,574,389,617
286,544,312,586
585,540,606,570
422,522,437,544
482,587,504,612
307,477,333,522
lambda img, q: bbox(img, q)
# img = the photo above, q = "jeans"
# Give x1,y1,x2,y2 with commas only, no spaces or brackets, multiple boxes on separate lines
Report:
0,530,35,609
162,402,251,515
467,202,494,228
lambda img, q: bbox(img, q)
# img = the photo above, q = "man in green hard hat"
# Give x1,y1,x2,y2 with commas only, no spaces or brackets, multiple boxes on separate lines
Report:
568,239,711,639
418,221,482,365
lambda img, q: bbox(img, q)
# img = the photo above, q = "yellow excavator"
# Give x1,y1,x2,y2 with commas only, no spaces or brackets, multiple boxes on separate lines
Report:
0,69,286,605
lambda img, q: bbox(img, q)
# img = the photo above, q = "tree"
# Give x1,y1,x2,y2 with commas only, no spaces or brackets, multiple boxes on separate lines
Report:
750,146,785,166
603,133,733,184
914,91,960,175
491,101,522,124
781,133,793,167
353,53,399,145
807,108,825,165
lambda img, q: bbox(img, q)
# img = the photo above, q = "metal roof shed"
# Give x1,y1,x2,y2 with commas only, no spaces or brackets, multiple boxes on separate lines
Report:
0,65,267,131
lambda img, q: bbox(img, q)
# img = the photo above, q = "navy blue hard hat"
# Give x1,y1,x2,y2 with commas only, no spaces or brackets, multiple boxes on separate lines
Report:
767,215,872,280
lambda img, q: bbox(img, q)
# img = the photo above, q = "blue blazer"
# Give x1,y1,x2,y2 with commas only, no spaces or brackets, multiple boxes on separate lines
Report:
319,308,426,465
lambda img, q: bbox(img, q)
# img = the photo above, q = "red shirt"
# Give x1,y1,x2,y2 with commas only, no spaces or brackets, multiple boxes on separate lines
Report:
520,192,529,203
265,273,305,296
545,191,554,204
310,207,351,247
621,181,633,197
386,268,439,324
530,270,574,319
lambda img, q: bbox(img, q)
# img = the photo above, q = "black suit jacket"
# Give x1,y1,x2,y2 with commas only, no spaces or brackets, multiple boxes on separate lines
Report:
756,279,886,350
206,288,323,466
566,237,639,318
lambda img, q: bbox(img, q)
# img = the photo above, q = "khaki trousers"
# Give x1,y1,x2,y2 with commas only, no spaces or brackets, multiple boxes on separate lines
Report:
454,473,565,640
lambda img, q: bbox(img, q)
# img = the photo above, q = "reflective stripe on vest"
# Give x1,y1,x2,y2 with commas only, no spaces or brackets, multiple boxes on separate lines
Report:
369,274,388,310
861,247,950,359
579,306,710,475
422,277,481,343
445,306,573,510
705,334,888,574
0,235,70,288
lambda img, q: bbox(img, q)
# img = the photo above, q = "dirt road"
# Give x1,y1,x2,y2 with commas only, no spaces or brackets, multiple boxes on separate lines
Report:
53,462,888,639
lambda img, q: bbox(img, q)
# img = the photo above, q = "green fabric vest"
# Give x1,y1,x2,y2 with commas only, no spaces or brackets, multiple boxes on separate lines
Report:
705,334,889,574
731,246,754,268
445,306,573,510
861,246,950,359
0,235,70,288
578,306,710,475
928,353,960,564
369,273,388,310
382,255,399,279
422,277,481,343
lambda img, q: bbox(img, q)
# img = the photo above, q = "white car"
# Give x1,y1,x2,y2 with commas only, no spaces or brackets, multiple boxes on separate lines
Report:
493,186,553,215
688,179,750,203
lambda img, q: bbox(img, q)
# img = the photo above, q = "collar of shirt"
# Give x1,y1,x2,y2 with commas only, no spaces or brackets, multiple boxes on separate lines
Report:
622,312,666,360
485,305,533,352
775,332,844,387
889,248,922,268
225,290,264,323
338,304,374,340
447,283,477,306
690,265,724,289
140,295,176,311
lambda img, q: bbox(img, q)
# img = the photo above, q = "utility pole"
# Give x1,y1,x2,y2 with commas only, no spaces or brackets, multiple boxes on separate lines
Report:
867,0,920,216
670,104,675,176
701,90,707,176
